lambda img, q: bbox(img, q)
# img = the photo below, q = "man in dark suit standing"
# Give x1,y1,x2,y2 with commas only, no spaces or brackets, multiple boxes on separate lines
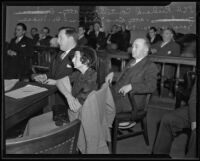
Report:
105,38,158,126
152,80,196,158
33,27,77,106
5,23,33,80
77,26,88,46
87,22,106,50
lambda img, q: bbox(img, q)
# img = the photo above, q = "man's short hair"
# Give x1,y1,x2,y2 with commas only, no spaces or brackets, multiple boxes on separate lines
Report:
43,27,50,33
149,26,157,32
79,25,85,30
59,26,78,42
31,27,38,32
16,23,27,31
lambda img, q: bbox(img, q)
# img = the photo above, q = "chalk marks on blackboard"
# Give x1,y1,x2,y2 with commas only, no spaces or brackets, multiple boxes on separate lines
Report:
14,8,78,15
14,10,51,15
151,18,195,23
15,7,79,23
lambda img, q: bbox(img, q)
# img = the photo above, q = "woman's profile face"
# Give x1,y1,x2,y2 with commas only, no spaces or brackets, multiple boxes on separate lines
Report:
72,51,84,70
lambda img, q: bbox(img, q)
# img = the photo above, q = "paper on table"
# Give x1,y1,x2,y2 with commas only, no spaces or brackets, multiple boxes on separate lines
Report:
5,84,48,99
4,79,19,92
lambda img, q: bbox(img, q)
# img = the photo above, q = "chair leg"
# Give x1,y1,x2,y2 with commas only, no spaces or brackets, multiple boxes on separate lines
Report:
142,117,149,146
112,119,118,154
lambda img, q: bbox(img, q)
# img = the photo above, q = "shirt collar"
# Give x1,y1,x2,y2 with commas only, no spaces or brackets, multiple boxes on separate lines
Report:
78,35,84,40
17,36,23,41
61,49,71,60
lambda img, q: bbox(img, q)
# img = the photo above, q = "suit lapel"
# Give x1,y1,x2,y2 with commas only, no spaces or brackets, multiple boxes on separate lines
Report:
117,57,148,82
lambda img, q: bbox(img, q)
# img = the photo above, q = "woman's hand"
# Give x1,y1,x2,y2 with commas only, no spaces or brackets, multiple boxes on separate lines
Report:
66,95,82,112
105,72,114,84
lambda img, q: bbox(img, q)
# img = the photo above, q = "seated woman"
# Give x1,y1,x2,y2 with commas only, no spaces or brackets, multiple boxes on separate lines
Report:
23,46,97,137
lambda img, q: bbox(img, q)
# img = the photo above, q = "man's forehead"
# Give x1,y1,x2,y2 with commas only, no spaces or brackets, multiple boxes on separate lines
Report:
133,39,145,45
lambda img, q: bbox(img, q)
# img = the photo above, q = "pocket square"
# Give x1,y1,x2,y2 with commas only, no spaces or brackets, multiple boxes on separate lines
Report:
66,64,72,68
21,44,26,47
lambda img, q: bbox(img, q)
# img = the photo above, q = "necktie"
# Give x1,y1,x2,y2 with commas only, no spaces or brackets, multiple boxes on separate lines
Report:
15,38,20,44
95,32,98,37
128,59,136,68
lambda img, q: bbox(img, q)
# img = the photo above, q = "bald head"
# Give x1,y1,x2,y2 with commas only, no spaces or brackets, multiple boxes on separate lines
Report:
132,38,149,59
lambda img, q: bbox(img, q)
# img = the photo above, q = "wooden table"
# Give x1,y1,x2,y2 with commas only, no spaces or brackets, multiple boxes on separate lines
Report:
4,82,57,131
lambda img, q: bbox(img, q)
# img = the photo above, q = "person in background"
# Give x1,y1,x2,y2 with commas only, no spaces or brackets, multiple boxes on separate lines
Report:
5,23,33,81
146,26,162,47
77,25,88,46
106,24,121,50
150,27,181,97
30,27,39,45
50,37,59,48
118,23,131,52
152,80,196,158
32,26,77,106
37,27,52,47
105,38,158,128
86,24,94,38
87,22,106,50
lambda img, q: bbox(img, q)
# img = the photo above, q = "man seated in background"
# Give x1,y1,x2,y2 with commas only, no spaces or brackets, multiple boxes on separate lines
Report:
152,80,196,158
36,27,52,47
106,24,121,51
150,27,181,97
77,25,88,46
87,22,106,50
32,26,77,106
30,27,39,45
118,23,131,52
5,23,33,81
105,38,158,128
146,26,162,47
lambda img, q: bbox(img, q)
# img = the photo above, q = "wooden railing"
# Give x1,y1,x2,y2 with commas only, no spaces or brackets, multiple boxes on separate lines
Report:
96,50,196,97
148,55,196,98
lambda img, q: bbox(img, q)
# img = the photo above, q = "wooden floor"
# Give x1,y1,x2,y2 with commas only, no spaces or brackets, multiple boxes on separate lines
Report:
5,94,191,158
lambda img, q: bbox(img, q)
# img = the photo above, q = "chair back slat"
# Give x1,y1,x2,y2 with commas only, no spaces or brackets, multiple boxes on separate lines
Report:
6,119,81,154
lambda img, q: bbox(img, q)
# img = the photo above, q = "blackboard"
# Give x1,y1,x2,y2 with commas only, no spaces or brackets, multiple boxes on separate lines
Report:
6,6,79,42
96,2,196,34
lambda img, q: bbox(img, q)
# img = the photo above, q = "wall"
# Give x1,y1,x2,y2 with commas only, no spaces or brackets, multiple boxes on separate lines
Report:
96,2,196,37
5,6,79,42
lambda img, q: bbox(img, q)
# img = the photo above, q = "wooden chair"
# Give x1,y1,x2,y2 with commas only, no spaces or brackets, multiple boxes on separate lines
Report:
6,119,81,154
111,92,152,154
175,71,196,108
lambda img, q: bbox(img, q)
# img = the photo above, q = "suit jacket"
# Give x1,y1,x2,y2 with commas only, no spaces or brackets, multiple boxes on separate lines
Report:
38,35,52,47
5,36,33,79
77,36,88,46
47,49,74,105
88,31,106,50
70,68,97,105
47,50,74,79
111,56,159,113
152,40,181,79
68,83,116,154
153,40,180,57
148,34,162,45
118,30,131,51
